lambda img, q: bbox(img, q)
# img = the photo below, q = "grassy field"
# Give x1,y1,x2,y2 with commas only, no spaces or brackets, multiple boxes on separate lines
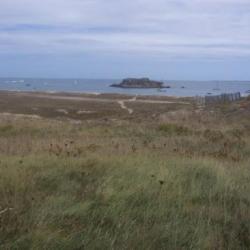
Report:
0,92,250,249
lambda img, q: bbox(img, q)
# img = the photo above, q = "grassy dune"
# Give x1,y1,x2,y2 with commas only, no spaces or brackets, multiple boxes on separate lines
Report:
0,94,250,249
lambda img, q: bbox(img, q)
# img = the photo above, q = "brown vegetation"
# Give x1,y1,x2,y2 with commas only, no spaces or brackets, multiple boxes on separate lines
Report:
0,91,250,249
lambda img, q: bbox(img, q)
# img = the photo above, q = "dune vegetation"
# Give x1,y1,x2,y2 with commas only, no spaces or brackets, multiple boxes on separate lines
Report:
0,93,250,249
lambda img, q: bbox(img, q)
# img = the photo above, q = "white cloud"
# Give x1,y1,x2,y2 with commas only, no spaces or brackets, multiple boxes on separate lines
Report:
0,0,250,58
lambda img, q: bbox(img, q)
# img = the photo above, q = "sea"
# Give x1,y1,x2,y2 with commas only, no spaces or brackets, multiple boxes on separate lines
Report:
0,78,250,97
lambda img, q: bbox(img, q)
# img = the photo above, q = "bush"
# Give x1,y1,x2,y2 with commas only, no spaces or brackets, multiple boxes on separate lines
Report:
159,123,191,136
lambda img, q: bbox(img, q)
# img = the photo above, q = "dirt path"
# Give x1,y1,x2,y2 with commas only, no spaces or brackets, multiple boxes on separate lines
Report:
117,95,137,114
9,92,191,115
117,95,193,114
14,92,189,103
118,100,134,114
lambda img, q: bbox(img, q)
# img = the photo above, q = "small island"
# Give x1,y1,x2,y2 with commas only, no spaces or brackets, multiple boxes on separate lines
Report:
110,78,170,89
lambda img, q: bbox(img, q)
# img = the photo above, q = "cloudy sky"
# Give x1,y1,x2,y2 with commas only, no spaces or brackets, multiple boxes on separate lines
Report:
0,0,250,79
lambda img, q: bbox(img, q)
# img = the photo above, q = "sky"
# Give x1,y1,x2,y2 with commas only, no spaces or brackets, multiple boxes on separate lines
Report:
0,0,250,80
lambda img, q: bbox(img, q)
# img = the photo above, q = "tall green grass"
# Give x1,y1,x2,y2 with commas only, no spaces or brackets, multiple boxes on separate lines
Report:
0,154,250,249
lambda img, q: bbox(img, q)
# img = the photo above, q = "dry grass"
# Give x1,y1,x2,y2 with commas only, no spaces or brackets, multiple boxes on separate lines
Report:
0,93,250,249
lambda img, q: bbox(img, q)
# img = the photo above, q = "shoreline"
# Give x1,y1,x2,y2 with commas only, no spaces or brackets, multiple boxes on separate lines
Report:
0,86,249,98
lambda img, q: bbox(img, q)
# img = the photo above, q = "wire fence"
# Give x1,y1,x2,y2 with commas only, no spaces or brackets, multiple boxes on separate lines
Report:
195,92,241,106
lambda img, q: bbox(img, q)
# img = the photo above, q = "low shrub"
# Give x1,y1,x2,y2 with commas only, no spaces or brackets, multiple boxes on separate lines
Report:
159,123,191,136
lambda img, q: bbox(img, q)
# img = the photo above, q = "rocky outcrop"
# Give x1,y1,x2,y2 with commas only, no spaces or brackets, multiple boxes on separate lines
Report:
110,78,169,89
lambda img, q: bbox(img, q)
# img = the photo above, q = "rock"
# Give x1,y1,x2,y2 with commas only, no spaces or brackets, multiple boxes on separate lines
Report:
110,78,169,89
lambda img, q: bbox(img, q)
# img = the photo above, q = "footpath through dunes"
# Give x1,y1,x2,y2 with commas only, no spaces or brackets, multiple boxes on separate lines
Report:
12,91,191,104
118,100,134,114
0,91,192,118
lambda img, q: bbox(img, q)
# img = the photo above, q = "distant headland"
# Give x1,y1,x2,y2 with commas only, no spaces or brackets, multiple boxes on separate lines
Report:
110,78,170,89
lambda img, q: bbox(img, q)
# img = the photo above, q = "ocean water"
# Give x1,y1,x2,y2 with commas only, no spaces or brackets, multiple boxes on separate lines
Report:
0,78,250,97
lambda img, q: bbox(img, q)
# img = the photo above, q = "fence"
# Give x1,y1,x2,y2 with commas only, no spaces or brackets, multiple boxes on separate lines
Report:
195,92,241,106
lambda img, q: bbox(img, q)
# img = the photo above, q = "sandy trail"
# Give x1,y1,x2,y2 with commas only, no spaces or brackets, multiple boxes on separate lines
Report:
117,95,192,114
0,112,41,119
12,92,190,115
15,92,189,104
118,100,134,114
118,95,137,114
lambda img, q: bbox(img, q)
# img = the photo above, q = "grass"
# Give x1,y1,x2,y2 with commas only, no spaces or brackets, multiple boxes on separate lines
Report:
158,123,191,136
1,155,250,249
0,94,250,249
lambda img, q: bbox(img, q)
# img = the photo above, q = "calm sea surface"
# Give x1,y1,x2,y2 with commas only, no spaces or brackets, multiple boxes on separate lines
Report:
0,78,250,97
